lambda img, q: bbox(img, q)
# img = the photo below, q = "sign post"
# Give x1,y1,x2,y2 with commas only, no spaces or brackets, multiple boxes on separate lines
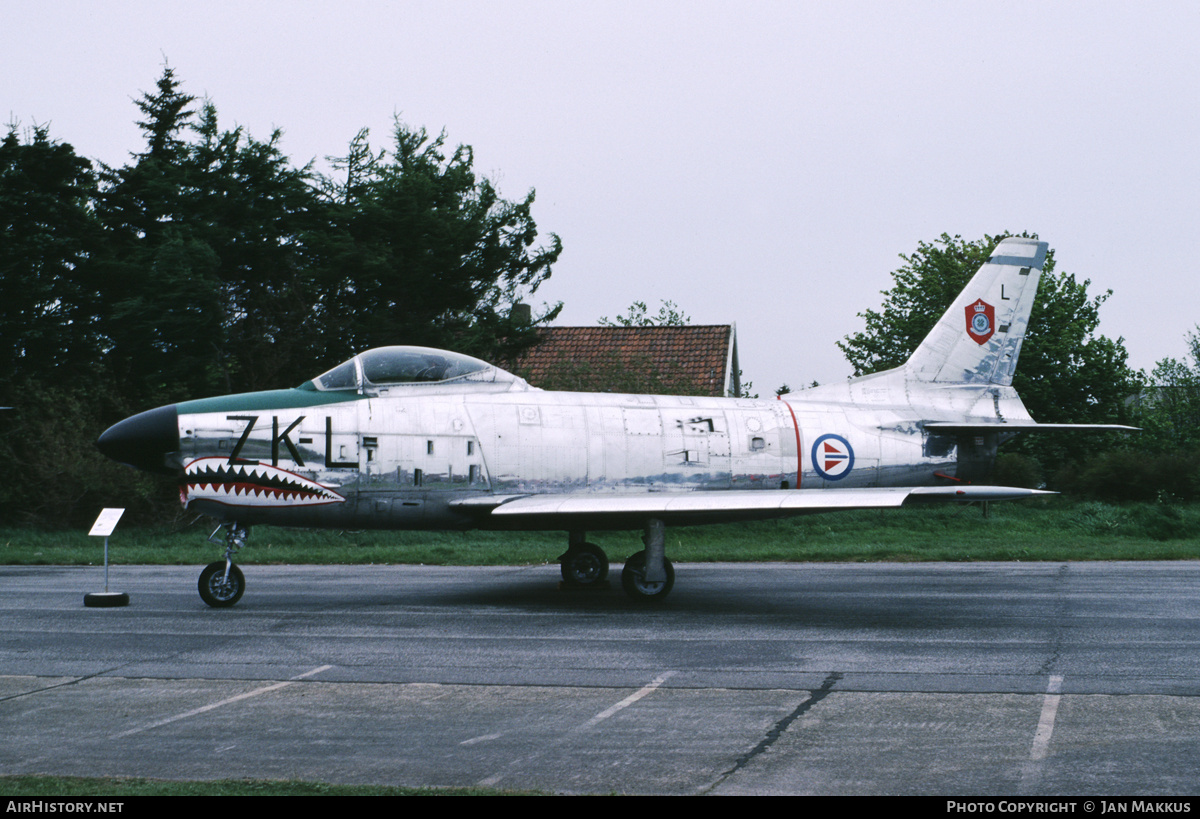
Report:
84,508,129,608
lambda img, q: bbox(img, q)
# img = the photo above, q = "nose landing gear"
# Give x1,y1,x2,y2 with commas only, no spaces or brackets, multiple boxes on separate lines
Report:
199,522,248,608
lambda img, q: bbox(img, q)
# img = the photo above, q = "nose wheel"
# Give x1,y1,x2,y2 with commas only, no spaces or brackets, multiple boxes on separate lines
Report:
200,522,249,608
199,561,245,607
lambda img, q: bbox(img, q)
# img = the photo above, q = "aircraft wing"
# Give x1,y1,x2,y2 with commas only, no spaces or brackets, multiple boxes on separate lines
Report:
451,485,1051,524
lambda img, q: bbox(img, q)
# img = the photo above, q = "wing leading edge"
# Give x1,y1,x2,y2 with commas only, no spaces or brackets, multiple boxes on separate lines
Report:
451,485,1051,522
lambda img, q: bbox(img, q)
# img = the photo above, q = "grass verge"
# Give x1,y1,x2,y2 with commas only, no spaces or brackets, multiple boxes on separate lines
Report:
4,497,1200,565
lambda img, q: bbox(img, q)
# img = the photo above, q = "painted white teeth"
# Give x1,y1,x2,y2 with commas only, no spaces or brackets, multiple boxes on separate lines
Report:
182,457,344,507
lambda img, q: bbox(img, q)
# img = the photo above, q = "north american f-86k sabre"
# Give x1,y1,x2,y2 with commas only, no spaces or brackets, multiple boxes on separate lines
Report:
97,237,1131,607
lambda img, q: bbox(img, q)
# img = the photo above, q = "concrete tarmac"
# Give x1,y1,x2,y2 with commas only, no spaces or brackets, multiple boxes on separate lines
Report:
3,561,1200,795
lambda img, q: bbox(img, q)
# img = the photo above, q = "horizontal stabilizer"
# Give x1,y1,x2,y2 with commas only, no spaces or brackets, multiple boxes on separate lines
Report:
925,422,1139,434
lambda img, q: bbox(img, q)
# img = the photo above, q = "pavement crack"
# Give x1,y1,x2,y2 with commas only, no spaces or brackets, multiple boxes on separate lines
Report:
702,671,842,794
0,665,138,703
1038,564,1071,677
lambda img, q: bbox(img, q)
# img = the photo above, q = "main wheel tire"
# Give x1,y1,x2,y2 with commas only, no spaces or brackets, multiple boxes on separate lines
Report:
561,542,610,586
621,550,675,602
198,561,245,608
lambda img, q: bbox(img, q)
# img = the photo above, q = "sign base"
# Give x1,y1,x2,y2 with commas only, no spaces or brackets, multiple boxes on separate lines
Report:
84,592,130,608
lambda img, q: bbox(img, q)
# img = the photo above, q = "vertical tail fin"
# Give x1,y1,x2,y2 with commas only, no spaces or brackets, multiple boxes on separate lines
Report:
906,237,1049,386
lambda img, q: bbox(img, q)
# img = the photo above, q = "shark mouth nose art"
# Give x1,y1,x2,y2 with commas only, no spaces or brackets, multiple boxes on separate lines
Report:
183,458,345,508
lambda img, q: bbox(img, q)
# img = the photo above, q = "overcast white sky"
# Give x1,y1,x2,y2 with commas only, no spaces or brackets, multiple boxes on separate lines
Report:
5,1,1198,395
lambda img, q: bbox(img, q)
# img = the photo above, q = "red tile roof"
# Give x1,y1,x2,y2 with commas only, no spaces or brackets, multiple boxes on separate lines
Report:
517,325,738,397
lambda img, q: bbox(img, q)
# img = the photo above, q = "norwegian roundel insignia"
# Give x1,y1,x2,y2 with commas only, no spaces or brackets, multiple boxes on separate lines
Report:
811,434,854,481
965,298,995,345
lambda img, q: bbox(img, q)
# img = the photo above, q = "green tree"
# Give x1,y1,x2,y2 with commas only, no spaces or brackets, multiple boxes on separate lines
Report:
838,235,996,376
182,101,323,391
0,125,174,527
599,299,691,327
1131,329,1200,451
88,66,225,405
89,67,327,403
1050,330,1200,501
0,125,100,385
310,123,562,368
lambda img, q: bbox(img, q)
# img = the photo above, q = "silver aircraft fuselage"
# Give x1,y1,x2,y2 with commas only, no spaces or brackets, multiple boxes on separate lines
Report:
169,363,1015,532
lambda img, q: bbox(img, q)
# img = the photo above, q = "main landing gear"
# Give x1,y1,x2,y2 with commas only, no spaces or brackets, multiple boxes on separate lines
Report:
558,531,610,586
558,519,675,603
199,522,248,608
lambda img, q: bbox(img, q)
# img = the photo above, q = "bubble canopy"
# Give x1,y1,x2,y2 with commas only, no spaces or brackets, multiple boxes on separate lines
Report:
304,346,525,393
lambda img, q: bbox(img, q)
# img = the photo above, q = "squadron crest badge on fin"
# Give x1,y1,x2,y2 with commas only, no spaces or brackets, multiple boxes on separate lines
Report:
965,298,995,345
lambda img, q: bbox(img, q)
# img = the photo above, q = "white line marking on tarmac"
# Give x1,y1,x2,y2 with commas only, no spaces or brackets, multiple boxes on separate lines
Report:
110,665,334,739
1030,674,1064,761
579,671,676,730
476,671,676,788
460,733,503,746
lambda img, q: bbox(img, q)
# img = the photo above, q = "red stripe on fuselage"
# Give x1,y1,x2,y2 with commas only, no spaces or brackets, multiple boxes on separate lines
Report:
780,397,803,488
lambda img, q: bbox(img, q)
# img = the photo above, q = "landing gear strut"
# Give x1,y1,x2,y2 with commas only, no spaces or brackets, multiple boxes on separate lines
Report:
199,522,248,608
621,518,674,602
559,520,676,601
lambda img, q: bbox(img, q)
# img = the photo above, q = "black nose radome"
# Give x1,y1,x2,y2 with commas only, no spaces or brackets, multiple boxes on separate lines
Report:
97,404,180,474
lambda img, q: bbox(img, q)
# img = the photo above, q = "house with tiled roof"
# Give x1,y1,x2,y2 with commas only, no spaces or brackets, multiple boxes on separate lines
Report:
516,324,740,397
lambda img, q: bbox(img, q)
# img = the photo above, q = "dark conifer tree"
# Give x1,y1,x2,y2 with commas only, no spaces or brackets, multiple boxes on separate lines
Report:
310,123,562,369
